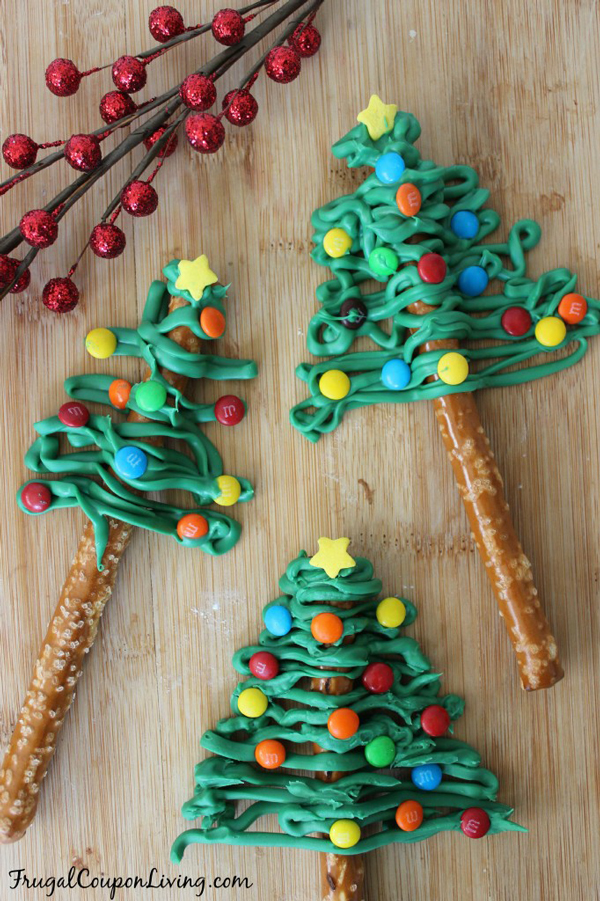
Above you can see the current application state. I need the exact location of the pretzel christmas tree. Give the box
[172,539,524,901]
[0,255,257,843]
[291,98,600,690]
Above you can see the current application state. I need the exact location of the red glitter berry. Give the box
[289,22,321,57]
[264,46,301,84]
[9,259,31,293]
[121,181,159,217]
[222,89,258,127]
[99,91,138,124]
[180,74,217,111]
[19,210,58,248]
[45,58,82,97]
[143,126,179,157]
[2,133,39,169]
[112,56,147,93]
[64,134,102,172]
[185,114,225,154]
[211,8,245,45]
[0,255,30,293]
[148,5,185,43]
[42,277,80,313]
[89,224,127,259]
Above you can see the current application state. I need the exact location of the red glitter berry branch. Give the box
[0,0,325,312]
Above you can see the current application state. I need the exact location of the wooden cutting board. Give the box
[1,1,599,898]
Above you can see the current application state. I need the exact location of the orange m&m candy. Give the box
[177,513,209,540]
[396,183,421,217]
[255,739,286,769]
[558,292,588,324]
[108,378,132,410]
[395,799,424,832]
[200,306,226,338]
[327,707,360,740]
[311,612,343,644]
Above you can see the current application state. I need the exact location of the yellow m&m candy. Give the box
[214,475,241,507]
[237,687,268,718]
[323,228,352,258]
[376,597,406,629]
[319,369,351,400]
[329,819,361,849]
[437,352,469,386]
[535,316,567,348]
[85,327,117,359]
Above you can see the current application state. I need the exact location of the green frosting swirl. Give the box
[18,260,258,568]
[172,550,524,861]
[290,110,600,441]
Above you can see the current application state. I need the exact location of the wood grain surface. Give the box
[1,1,599,899]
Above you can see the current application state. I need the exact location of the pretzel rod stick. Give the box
[310,600,366,901]
[0,296,199,844]
[409,297,563,690]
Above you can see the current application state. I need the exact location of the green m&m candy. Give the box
[364,735,395,768]
[135,380,168,413]
[368,246,399,280]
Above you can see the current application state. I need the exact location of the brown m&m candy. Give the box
[340,298,367,330]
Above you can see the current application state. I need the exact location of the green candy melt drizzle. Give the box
[290,109,600,442]
[171,549,524,862]
[18,260,258,568]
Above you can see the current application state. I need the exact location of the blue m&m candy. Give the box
[264,605,292,636]
[458,265,489,297]
[411,764,442,791]
[114,445,148,480]
[375,152,405,185]
[450,210,479,239]
[382,359,411,390]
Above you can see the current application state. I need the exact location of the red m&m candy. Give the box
[249,651,279,680]
[417,253,446,284]
[362,662,394,694]
[501,306,532,337]
[460,807,491,838]
[21,482,52,512]
[420,704,450,736]
[215,395,245,426]
[58,401,90,428]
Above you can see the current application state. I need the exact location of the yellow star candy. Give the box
[309,537,356,579]
[357,95,398,141]
[175,255,218,302]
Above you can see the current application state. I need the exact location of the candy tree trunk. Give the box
[409,298,563,691]
[311,600,366,901]
[0,296,198,843]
